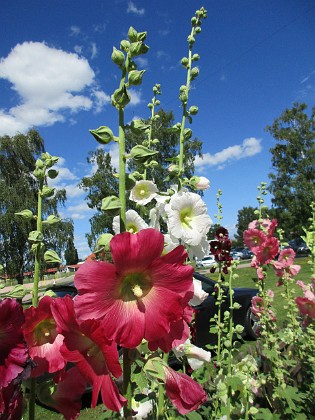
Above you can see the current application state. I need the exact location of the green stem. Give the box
[226,269,234,420]
[157,352,168,419]
[122,348,132,418]
[118,108,126,232]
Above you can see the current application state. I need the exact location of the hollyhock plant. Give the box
[22,295,65,377]
[255,237,280,265]
[74,228,194,349]
[129,180,158,205]
[51,296,126,411]
[0,298,28,389]
[113,209,148,234]
[165,191,212,247]
[243,228,267,254]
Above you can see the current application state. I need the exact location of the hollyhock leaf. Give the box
[101,196,121,214]
[15,209,34,221]
[4,285,28,299]
[44,250,61,264]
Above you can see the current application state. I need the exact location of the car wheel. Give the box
[244,306,260,340]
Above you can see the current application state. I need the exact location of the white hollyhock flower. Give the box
[173,339,211,370]
[189,278,209,306]
[130,180,158,205]
[165,191,212,246]
[163,233,179,253]
[112,209,148,234]
[187,236,210,261]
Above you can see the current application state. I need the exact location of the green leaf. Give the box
[130,145,158,163]
[44,250,61,264]
[43,215,61,225]
[47,169,59,179]
[101,196,121,215]
[4,285,28,299]
[28,230,43,244]
[41,186,55,198]
[15,209,34,221]
[90,126,114,145]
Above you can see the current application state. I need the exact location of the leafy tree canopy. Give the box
[266,103,315,240]
[234,206,258,246]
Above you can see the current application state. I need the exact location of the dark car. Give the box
[192,272,259,348]
[47,272,259,350]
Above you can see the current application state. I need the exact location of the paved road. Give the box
[0,275,75,304]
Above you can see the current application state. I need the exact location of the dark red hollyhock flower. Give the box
[0,380,24,420]
[0,298,28,388]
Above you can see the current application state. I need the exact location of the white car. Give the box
[196,255,216,269]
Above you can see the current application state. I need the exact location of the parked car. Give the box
[241,248,254,260]
[196,255,216,269]
[230,251,242,261]
[47,273,259,350]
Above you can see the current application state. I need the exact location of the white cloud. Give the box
[92,89,110,113]
[106,143,119,171]
[74,233,91,259]
[0,41,110,136]
[70,25,81,36]
[127,1,145,16]
[90,42,98,59]
[195,137,262,170]
[129,88,143,105]
[135,57,148,68]
[300,70,315,84]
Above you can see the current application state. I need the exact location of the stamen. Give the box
[132,285,143,298]
[140,189,146,196]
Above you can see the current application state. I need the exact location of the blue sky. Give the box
[1,0,314,258]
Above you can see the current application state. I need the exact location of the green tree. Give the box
[234,206,258,246]
[0,130,74,282]
[266,103,315,239]
[79,148,119,249]
[64,236,79,265]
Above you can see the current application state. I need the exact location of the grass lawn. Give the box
[21,257,313,419]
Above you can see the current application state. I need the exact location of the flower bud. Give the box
[189,106,198,115]
[181,57,189,67]
[190,176,210,191]
[111,47,125,66]
[128,70,145,86]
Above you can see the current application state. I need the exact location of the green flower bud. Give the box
[47,169,59,179]
[43,215,61,225]
[101,196,121,215]
[33,167,45,180]
[90,126,114,145]
[137,31,147,42]
[195,27,202,34]
[189,106,198,115]
[183,128,193,141]
[111,85,130,109]
[130,145,158,163]
[111,47,125,66]
[187,34,195,44]
[190,67,199,80]
[181,57,189,67]
[94,233,113,254]
[41,186,55,198]
[28,230,43,244]
[152,139,160,145]
[127,26,138,42]
[15,209,34,221]
[192,53,200,61]
[130,119,150,134]
[120,40,130,52]
[128,70,145,86]
[129,41,149,58]
[36,159,44,169]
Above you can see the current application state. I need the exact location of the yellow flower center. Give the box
[180,207,193,228]
[34,318,57,345]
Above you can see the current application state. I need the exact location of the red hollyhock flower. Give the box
[51,296,126,412]
[74,228,194,348]
[163,365,207,414]
[0,298,28,388]
[255,237,279,265]
[37,367,87,420]
[23,295,65,377]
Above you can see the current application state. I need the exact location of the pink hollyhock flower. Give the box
[51,296,126,411]
[295,296,315,319]
[278,248,295,266]
[37,367,87,420]
[0,298,28,388]
[261,219,277,237]
[255,237,279,265]
[243,229,267,253]
[23,295,65,377]
[163,365,207,414]
[251,296,264,317]
[74,228,194,348]
[256,267,265,281]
